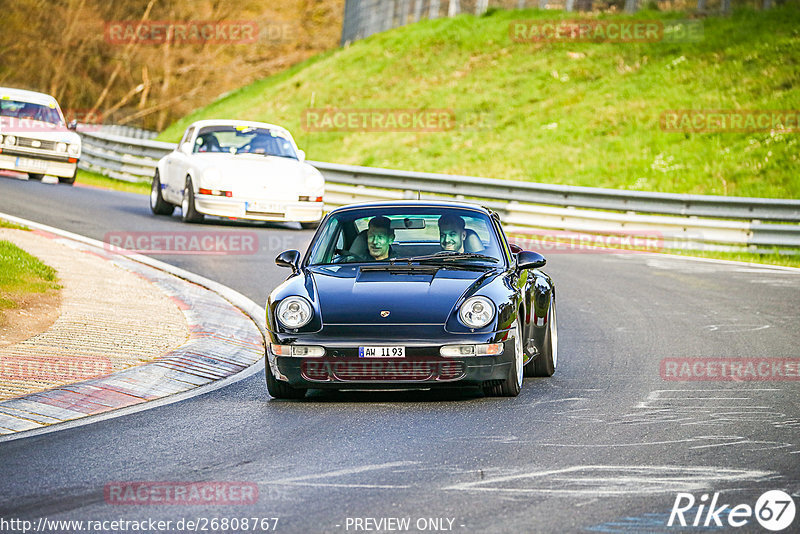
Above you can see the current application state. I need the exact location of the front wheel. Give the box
[28,173,44,181]
[531,293,558,377]
[483,319,523,397]
[181,178,204,223]
[265,360,307,399]
[58,167,76,185]
[150,170,174,215]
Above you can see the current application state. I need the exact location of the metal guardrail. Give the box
[75,128,800,252]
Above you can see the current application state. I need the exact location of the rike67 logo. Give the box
[668,490,795,531]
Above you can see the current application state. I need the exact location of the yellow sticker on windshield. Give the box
[48,102,56,108]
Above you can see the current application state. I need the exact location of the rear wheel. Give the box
[531,293,558,377]
[300,220,320,230]
[265,360,307,399]
[181,178,204,223]
[483,319,523,397]
[150,170,174,215]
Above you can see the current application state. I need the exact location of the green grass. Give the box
[156,5,800,199]
[660,247,800,268]
[77,169,149,195]
[0,220,28,230]
[0,240,60,312]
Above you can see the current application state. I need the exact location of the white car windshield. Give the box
[0,99,63,125]
[193,125,297,159]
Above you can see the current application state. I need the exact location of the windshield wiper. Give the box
[404,251,499,263]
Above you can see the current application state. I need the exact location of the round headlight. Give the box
[276,296,313,329]
[68,143,80,156]
[459,296,495,329]
[5,135,16,146]
[56,142,67,153]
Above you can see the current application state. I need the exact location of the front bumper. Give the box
[0,151,77,178]
[269,338,514,390]
[194,195,323,222]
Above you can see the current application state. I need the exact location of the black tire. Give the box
[58,168,77,185]
[531,293,557,377]
[150,170,175,215]
[265,359,307,399]
[28,173,44,181]
[181,178,204,223]
[300,220,320,230]
[483,319,523,397]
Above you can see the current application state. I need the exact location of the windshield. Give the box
[193,125,297,158]
[0,99,63,125]
[307,207,506,267]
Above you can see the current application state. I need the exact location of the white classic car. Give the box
[0,87,81,184]
[150,120,325,228]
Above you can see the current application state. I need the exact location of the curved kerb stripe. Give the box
[0,214,265,438]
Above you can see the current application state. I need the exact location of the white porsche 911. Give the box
[150,119,325,228]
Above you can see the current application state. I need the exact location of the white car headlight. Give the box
[68,143,80,156]
[56,142,67,153]
[276,296,313,329]
[4,135,15,146]
[459,296,495,329]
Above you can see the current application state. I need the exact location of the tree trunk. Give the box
[624,0,637,14]
[448,0,460,17]
[429,0,441,18]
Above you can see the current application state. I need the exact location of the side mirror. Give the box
[180,143,192,155]
[509,243,522,255]
[517,250,546,270]
[276,250,301,274]
[296,149,306,162]
[67,120,78,131]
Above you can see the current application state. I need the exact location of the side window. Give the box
[180,127,195,151]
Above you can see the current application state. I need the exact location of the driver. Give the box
[438,214,466,252]
[366,216,395,260]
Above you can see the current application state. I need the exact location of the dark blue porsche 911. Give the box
[265,200,557,398]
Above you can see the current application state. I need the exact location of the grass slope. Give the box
[159,5,799,199]
[0,240,60,313]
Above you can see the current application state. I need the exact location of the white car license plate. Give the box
[359,346,405,358]
[15,157,48,172]
[246,201,283,212]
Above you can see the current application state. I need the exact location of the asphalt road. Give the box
[0,176,798,534]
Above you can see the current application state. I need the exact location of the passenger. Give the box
[366,216,395,260]
[438,214,466,252]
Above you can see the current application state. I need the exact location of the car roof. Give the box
[0,87,59,106]
[329,200,493,215]
[188,119,292,136]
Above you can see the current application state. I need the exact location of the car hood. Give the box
[308,265,494,325]
[193,154,318,198]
